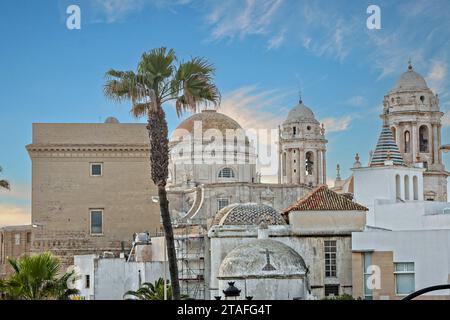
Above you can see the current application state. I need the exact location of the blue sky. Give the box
[0,0,449,226]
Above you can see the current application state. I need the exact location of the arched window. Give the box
[419,125,429,153]
[306,151,314,176]
[396,174,401,200]
[218,167,235,178]
[404,131,411,153]
[293,126,297,135]
[413,176,419,200]
[391,127,397,143]
[404,175,410,200]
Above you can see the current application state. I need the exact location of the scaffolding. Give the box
[173,222,206,300]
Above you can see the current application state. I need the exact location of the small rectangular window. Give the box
[394,262,415,295]
[85,275,90,289]
[324,240,337,278]
[90,210,103,235]
[217,198,230,212]
[14,234,21,245]
[90,163,103,177]
[26,232,31,243]
[324,284,339,297]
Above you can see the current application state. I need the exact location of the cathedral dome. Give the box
[212,203,287,226]
[171,109,243,141]
[284,101,318,124]
[218,239,307,279]
[391,63,429,92]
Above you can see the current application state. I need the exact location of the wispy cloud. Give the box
[427,60,448,94]
[0,204,31,228]
[219,85,289,130]
[205,0,283,41]
[443,112,450,127]
[321,115,353,133]
[345,95,367,107]
[91,0,146,23]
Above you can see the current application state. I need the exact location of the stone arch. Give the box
[391,127,397,143]
[218,167,235,179]
[404,130,411,153]
[419,125,429,153]
[396,174,401,200]
[305,151,314,176]
[413,176,419,200]
[404,175,410,200]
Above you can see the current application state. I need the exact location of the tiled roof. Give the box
[212,203,287,226]
[282,186,368,214]
[370,125,404,167]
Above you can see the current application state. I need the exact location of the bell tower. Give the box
[382,61,448,201]
[278,100,327,187]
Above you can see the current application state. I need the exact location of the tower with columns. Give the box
[382,61,448,201]
[278,100,327,187]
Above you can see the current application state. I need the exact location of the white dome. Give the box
[218,239,307,279]
[391,64,429,92]
[284,101,318,124]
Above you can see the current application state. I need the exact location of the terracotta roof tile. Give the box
[282,186,368,214]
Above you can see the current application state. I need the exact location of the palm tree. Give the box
[0,166,10,190]
[124,278,189,300]
[0,252,79,300]
[104,47,220,299]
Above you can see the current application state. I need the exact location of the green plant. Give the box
[124,278,190,300]
[0,252,79,300]
[104,47,220,299]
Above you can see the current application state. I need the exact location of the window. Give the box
[324,285,339,297]
[413,176,419,200]
[404,175,410,200]
[90,210,103,235]
[293,126,297,135]
[217,198,230,211]
[363,252,373,300]
[391,127,397,142]
[218,167,235,179]
[324,240,337,277]
[85,275,90,289]
[395,262,415,295]
[404,131,411,153]
[306,152,314,176]
[395,174,401,200]
[90,163,103,176]
[26,232,31,243]
[419,125,429,153]
[14,234,21,245]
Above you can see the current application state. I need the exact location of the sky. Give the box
[0,0,449,226]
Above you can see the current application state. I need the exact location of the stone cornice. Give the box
[26,143,150,157]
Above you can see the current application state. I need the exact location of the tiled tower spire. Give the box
[370,125,405,166]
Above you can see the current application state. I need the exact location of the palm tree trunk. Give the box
[147,107,180,300]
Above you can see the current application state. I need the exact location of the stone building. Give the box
[208,187,367,300]
[166,109,313,224]
[333,62,448,201]
[26,120,161,266]
[0,225,32,278]
[279,100,327,187]
[380,62,447,201]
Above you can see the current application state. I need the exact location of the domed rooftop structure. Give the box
[104,116,120,124]
[218,239,307,279]
[284,100,318,124]
[171,109,243,140]
[390,62,429,92]
[212,203,287,226]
